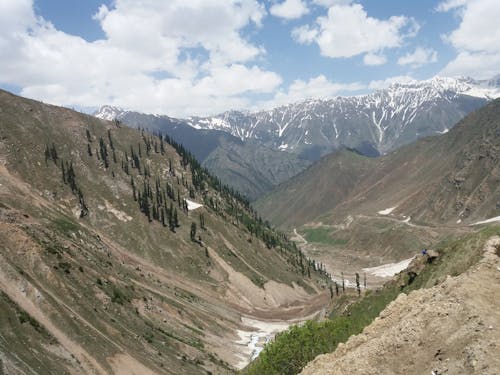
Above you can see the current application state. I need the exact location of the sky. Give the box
[0,0,499,117]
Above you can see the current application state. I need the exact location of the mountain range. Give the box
[95,76,500,200]
[256,96,500,229]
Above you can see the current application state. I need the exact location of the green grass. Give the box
[52,217,80,234]
[302,227,348,246]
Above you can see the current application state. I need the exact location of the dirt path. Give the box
[292,228,308,245]
[301,236,500,375]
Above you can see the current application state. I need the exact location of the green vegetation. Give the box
[110,286,131,305]
[51,217,80,234]
[302,227,348,246]
[243,285,399,375]
[247,319,352,375]
[243,226,499,375]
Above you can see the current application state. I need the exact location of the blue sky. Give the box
[1,0,499,116]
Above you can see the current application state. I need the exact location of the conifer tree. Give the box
[107,129,114,150]
[190,222,197,242]
[50,143,58,163]
[173,208,179,228]
[44,145,50,165]
[61,160,66,183]
[199,213,205,230]
[168,202,175,232]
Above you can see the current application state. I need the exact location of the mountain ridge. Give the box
[184,76,499,156]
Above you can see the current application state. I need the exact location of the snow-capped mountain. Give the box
[94,105,125,121]
[185,76,500,157]
[93,76,499,200]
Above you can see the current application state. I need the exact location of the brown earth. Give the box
[301,236,500,375]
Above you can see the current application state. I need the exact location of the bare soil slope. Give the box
[301,236,500,375]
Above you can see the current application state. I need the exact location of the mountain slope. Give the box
[256,98,500,228]
[255,149,374,228]
[94,109,310,200]
[0,89,330,374]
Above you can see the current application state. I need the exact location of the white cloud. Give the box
[397,47,438,67]
[441,51,500,79]
[292,3,419,60]
[0,0,284,117]
[439,0,500,79]
[262,74,364,108]
[363,53,387,66]
[270,0,309,20]
[435,0,468,12]
[312,0,354,7]
[368,75,416,90]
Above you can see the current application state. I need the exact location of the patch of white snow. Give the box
[470,216,500,225]
[378,206,397,215]
[278,144,289,150]
[185,199,203,211]
[362,256,415,278]
[234,318,291,369]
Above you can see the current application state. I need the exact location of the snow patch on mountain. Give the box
[378,207,397,215]
[95,105,125,121]
[93,75,500,159]
[182,76,499,155]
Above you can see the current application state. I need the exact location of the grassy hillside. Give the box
[255,149,374,227]
[0,89,331,374]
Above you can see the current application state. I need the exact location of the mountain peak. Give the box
[93,105,125,121]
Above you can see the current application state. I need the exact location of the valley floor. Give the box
[291,212,474,289]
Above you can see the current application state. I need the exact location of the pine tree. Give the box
[355,273,360,296]
[61,160,66,183]
[190,222,196,242]
[199,213,205,230]
[168,202,174,232]
[131,177,136,201]
[107,129,114,150]
[99,137,109,168]
[50,143,58,163]
[44,145,50,165]
[173,208,179,227]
